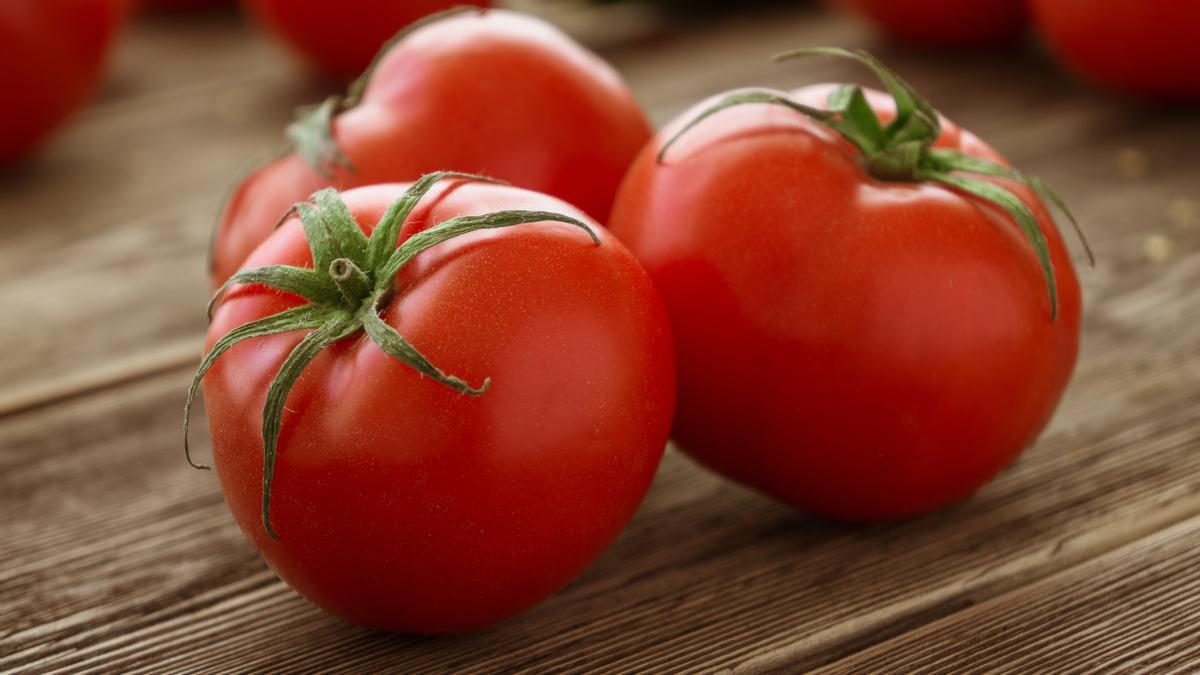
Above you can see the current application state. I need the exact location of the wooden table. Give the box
[4,3,1199,671]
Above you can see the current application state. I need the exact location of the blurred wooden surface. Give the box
[3,2,1200,672]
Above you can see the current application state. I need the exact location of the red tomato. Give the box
[195,178,675,633]
[0,0,127,164]
[1030,0,1200,100]
[832,0,1028,47]
[212,9,651,286]
[610,61,1082,521]
[244,0,492,79]
[143,0,231,10]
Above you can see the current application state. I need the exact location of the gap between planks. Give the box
[0,340,198,419]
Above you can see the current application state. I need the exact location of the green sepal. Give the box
[259,311,360,539]
[207,265,340,320]
[360,299,489,396]
[379,210,601,283]
[184,305,337,470]
[366,171,508,272]
[295,202,338,278]
[777,47,940,146]
[924,172,1059,319]
[657,89,833,163]
[285,97,354,179]
[826,84,886,153]
[927,149,1095,266]
[312,188,370,267]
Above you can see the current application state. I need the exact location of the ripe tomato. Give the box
[243,0,491,79]
[212,8,651,286]
[190,176,675,633]
[0,0,127,164]
[832,0,1027,47]
[609,51,1083,521]
[1030,0,1200,100]
[143,0,231,10]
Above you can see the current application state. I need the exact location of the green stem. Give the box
[329,258,370,306]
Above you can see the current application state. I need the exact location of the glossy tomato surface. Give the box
[204,181,675,633]
[1030,0,1200,100]
[610,86,1081,521]
[212,9,651,285]
[0,0,127,164]
[833,0,1027,47]
[244,0,491,79]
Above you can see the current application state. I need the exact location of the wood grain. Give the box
[820,515,1200,673]
[3,1,1200,671]
[0,11,321,416]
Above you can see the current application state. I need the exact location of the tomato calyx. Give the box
[185,171,600,539]
[658,47,1093,320]
[284,6,488,178]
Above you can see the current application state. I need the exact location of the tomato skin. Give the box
[609,86,1081,521]
[212,9,651,286]
[143,0,230,10]
[243,0,491,79]
[832,0,1027,47]
[0,0,126,164]
[1030,0,1200,100]
[204,181,675,633]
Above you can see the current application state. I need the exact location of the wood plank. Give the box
[819,515,1200,673]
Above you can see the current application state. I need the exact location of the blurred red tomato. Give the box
[211,9,651,285]
[0,0,127,164]
[243,0,492,80]
[833,0,1027,47]
[1030,0,1200,100]
[143,0,231,10]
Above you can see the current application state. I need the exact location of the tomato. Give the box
[832,0,1027,47]
[1030,0,1200,100]
[188,176,675,633]
[143,0,231,10]
[0,0,127,164]
[212,8,651,286]
[243,0,492,79]
[609,50,1083,521]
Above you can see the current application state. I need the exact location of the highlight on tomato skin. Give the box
[829,0,1029,48]
[242,0,493,80]
[210,7,652,288]
[609,50,1083,523]
[1029,0,1200,101]
[194,177,676,634]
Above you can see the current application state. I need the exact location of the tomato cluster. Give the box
[189,8,1091,634]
